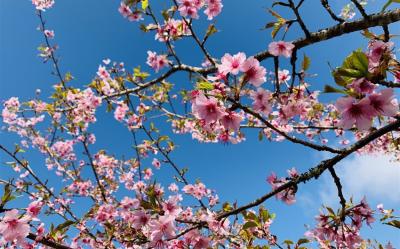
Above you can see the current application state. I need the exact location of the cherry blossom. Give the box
[241,57,267,87]
[217,52,246,75]
[368,89,399,117]
[0,209,30,243]
[335,96,374,130]
[268,41,295,58]
[192,93,225,125]
[146,51,171,72]
[32,0,54,10]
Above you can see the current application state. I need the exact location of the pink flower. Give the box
[241,57,267,87]
[204,0,223,20]
[143,168,153,180]
[168,183,179,192]
[278,69,291,84]
[0,209,30,243]
[148,215,176,240]
[217,52,246,75]
[367,40,394,72]
[32,0,54,10]
[51,140,75,160]
[146,51,171,73]
[368,89,399,117]
[151,158,161,169]
[348,78,376,94]
[27,201,43,218]
[97,65,110,80]
[44,30,55,39]
[177,0,202,19]
[128,12,143,22]
[114,103,129,121]
[336,96,374,130]
[268,41,295,58]
[131,210,150,229]
[192,94,225,125]
[118,2,132,18]
[250,88,272,115]
[220,111,242,131]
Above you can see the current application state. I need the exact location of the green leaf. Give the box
[196,81,214,91]
[1,184,15,207]
[205,24,218,38]
[301,54,311,71]
[283,240,294,245]
[242,221,258,230]
[324,85,347,94]
[332,50,369,87]
[385,220,400,229]
[296,238,310,245]
[141,0,149,10]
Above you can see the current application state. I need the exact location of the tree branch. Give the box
[320,0,345,23]
[27,233,72,249]
[217,118,400,219]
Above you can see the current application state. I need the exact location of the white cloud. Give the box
[318,154,400,206]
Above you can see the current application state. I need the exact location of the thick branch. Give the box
[254,8,400,62]
[27,233,72,249]
[112,9,400,97]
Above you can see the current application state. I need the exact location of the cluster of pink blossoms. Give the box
[146,51,171,72]
[32,0,54,10]
[191,92,243,134]
[335,40,399,130]
[118,2,143,22]
[155,18,191,42]
[51,140,76,161]
[306,198,375,249]
[336,88,398,130]
[65,88,102,128]
[218,52,267,86]
[177,0,223,20]
[266,168,298,204]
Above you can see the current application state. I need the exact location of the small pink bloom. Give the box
[44,30,55,39]
[118,2,132,18]
[218,52,246,75]
[27,201,43,218]
[0,209,30,243]
[204,0,223,20]
[335,96,374,130]
[97,65,110,80]
[241,57,267,87]
[146,51,171,73]
[278,69,291,84]
[32,0,54,10]
[128,12,143,22]
[268,41,295,58]
[114,103,129,121]
[250,88,272,115]
[152,158,161,169]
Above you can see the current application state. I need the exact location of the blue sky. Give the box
[0,0,399,247]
